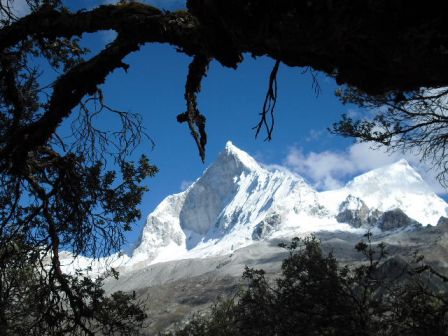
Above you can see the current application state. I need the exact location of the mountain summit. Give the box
[218,140,262,172]
[347,159,431,195]
[129,143,448,268]
[320,159,446,225]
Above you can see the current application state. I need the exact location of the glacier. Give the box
[60,141,448,275]
[126,141,448,269]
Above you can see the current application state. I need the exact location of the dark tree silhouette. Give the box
[1,1,448,161]
[1,0,448,334]
[332,87,448,185]
[169,236,448,336]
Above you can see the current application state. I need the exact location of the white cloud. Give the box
[284,142,446,194]
[305,129,324,142]
[285,147,356,189]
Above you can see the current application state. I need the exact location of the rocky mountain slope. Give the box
[61,142,448,334]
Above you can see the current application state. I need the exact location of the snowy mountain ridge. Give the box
[127,142,448,269]
[61,141,448,274]
[131,141,321,267]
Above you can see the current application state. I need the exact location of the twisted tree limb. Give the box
[1,1,448,163]
[178,54,210,162]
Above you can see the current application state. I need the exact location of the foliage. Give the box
[0,1,157,334]
[0,238,149,335]
[332,87,448,186]
[170,235,448,336]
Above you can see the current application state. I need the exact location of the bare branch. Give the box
[1,34,139,171]
[254,60,280,141]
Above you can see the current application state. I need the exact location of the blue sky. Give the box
[101,44,360,249]
[11,0,447,250]
[82,0,448,249]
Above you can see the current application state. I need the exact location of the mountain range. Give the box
[64,141,448,334]
[61,141,448,275]
[130,141,447,266]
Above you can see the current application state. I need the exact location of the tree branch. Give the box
[1,34,140,171]
[177,54,210,162]
[254,60,281,141]
[0,4,162,50]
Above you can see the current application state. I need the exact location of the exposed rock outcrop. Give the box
[336,195,378,228]
[377,209,422,231]
[252,213,282,240]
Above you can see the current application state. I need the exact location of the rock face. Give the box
[377,209,422,231]
[252,213,282,240]
[179,143,254,235]
[121,142,448,269]
[336,195,379,228]
[335,196,424,231]
[436,216,448,232]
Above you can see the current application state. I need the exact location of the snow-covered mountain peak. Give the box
[129,142,325,266]
[176,143,266,237]
[395,158,411,166]
[217,140,261,173]
[224,140,235,150]
[346,158,429,194]
[127,143,448,269]
[61,143,448,278]
[320,159,447,225]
